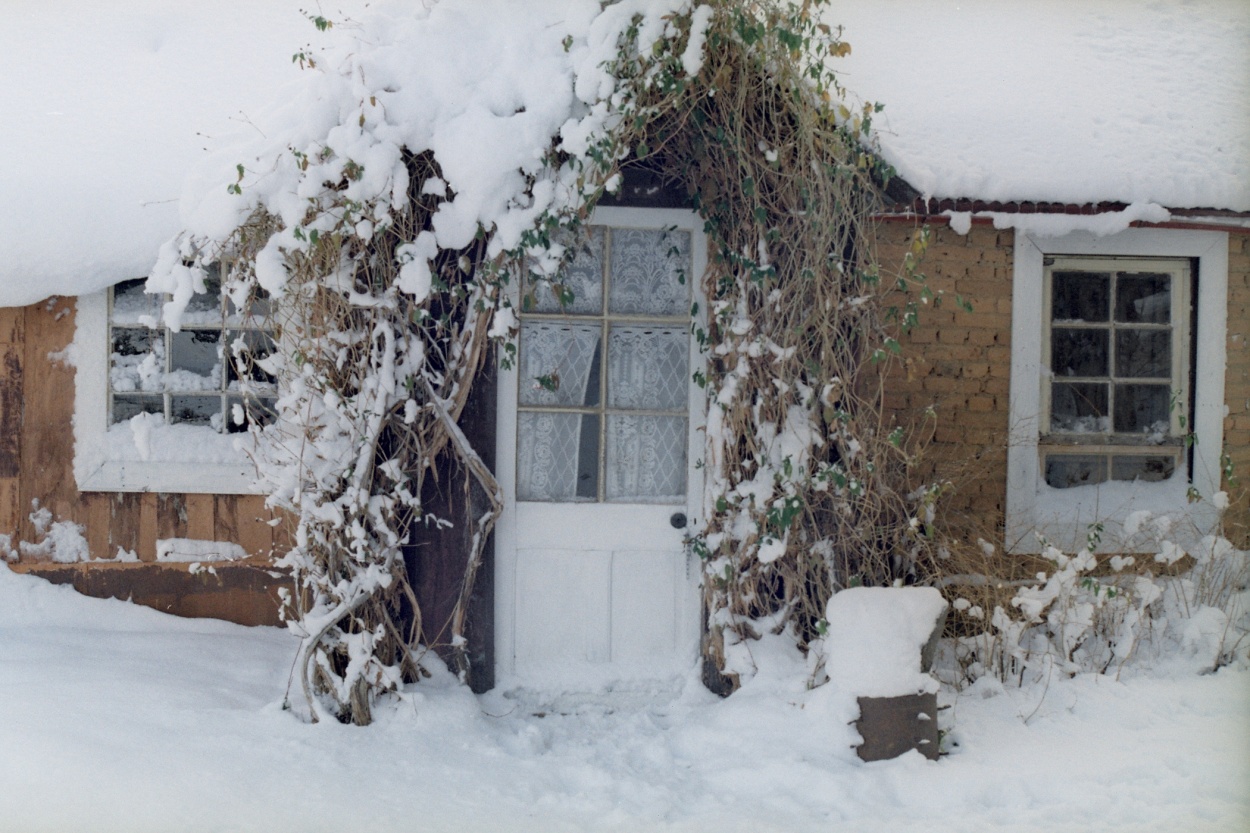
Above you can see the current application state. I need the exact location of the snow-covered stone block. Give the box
[824,586,947,761]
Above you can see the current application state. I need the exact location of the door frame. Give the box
[493,205,708,684]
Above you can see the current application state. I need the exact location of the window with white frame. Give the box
[107,266,276,432]
[1005,228,1228,553]
[73,266,276,494]
[1041,256,1191,488]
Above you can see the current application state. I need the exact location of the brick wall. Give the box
[1223,232,1250,546]
[874,220,1015,545]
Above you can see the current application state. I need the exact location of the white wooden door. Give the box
[495,207,705,689]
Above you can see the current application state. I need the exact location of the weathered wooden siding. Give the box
[5,298,287,625]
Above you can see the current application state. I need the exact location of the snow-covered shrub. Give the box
[944,499,1250,687]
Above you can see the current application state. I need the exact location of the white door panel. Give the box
[496,207,706,689]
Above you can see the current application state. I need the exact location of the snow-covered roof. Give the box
[2,0,1247,307]
[831,0,1250,213]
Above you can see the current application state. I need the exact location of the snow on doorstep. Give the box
[824,586,947,698]
[830,0,1250,211]
[156,538,248,563]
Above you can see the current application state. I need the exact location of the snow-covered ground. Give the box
[2,564,1246,833]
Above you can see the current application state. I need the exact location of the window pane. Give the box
[609,228,691,316]
[226,288,272,326]
[1115,330,1170,378]
[528,227,604,314]
[1051,328,1108,377]
[517,411,595,501]
[517,321,601,407]
[1115,273,1171,324]
[1111,454,1176,483]
[1044,454,1108,489]
[111,327,154,357]
[111,278,163,326]
[225,330,278,388]
[1113,383,1171,435]
[1050,382,1109,433]
[608,324,688,410]
[169,330,222,391]
[171,395,222,427]
[1052,271,1110,323]
[606,415,686,502]
[181,269,224,326]
[110,329,164,393]
[112,394,164,425]
[225,395,277,432]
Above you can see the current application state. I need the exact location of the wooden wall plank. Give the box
[83,493,111,560]
[0,478,19,538]
[109,493,141,559]
[235,495,273,558]
[185,494,215,541]
[138,493,158,561]
[156,493,187,542]
[18,298,78,543]
[0,307,25,345]
[0,344,23,479]
[214,495,240,548]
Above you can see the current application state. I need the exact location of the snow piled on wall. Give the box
[830,0,1250,212]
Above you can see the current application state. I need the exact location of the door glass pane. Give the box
[1052,271,1109,323]
[1115,273,1170,323]
[1044,454,1108,488]
[609,228,691,315]
[1115,330,1170,378]
[518,321,601,407]
[517,411,595,501]
[606,415,686,502]
[608,324,688,410]
[530,227,604,314]
[1113,383,1170,434]
[1050,382,1109,433]
[1051,328,1108,377]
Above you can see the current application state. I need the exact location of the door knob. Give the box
[670,512,687,529]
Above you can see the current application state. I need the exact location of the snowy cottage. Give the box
[2,0,1247,697]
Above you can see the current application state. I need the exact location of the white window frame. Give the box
[1006,228,1228,552]
[73,288,264,494]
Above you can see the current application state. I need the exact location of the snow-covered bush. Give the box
[945,499,1250,687]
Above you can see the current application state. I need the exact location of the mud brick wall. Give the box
[874,221,1015,544]
[1223,232,1250,546]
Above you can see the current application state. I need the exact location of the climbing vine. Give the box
[151,0,938,723]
